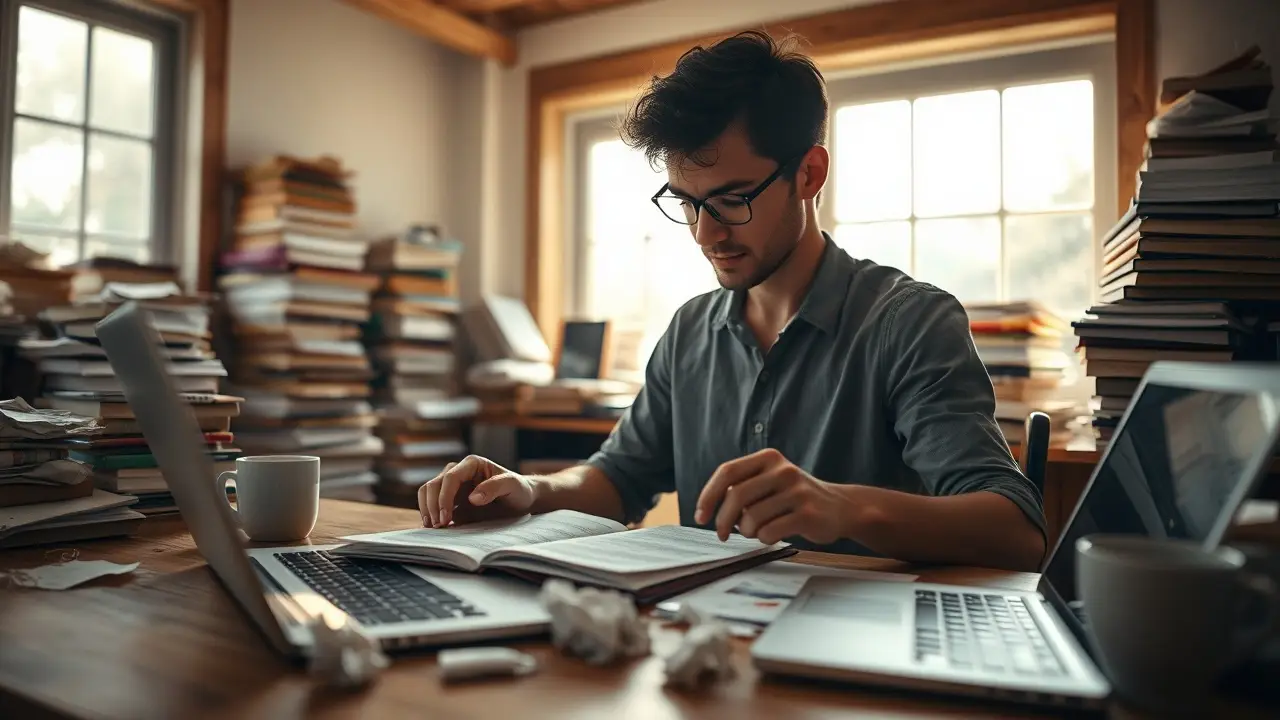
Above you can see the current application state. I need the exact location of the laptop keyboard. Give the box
[276,550,487,626]
[914,589,1064,676]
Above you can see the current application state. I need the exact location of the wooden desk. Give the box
[473,413,1103,463]
[0,501,1263,720]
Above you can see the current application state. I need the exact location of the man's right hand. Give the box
[418,455,537,528]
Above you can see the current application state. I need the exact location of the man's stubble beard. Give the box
[715,197,805,292]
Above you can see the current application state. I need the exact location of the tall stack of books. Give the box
[0,398,145,548]
[362,229,476,507]
[219,155,382,502]
[1075,46,1279,446]
[964,302,1078,445]
[17,282,239,515]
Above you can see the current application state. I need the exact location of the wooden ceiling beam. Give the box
[434,0,529,12]
[341,0,517,65]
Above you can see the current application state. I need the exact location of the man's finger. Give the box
[437,456,484,526]
[420,479,441,528]
[468,474,516,506]
[755,513,804,546]
[737,486,798,538]
[713,470,786,540]
[696,448,782,524]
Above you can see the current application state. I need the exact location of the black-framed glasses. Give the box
[650,152,804,226]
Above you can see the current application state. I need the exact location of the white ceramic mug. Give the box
[1076,535,1278,715]
[218,455,320,542]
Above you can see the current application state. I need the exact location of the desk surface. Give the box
[475,413,1105,464]
[0,500,1264,720]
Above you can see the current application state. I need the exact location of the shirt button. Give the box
[753,422,765,434]
[759,370,770,383]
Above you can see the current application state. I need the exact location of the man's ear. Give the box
[795,145,829,202]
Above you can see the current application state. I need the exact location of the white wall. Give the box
[479,0,1280,302]
[1156,0,1280,117]
[226,0,484,298]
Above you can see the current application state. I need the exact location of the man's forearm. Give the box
[528,465,627,522]
[835,484,1045,571]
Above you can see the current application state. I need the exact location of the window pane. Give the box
[86,134,152,240]
[11,119,84,232]
[8,231,79,267]
[85,236,150,264]
[15,6,88,123]
[834,100,911,222]
[915,216,1001,303]
[834,221,911,271]
[90,27,156,137]
[913,89,1000,217]
[1003,80,1094,212]
[1006,212,1093,316]
[585,139,714,369]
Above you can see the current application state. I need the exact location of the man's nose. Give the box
[693,207,729,247]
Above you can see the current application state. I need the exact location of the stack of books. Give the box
[964,302,1078,444]
[362,229,475,507]
[0,397,144,549]
[219,155,382,502]
[1076,46,1279,445]
[18,282,239,515]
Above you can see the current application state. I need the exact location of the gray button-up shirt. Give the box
[585,233,1045,555]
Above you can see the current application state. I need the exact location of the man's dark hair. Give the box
[619,30,828,171]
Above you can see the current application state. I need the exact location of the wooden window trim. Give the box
[524,0,1155,337]
[145,0,228,293]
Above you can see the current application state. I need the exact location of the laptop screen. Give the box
[1040,380,1278,612]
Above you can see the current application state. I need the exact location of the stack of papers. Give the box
[0,399,143,547]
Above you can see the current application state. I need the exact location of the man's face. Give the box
[665,124,804,291]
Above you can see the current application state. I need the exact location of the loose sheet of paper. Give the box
[656,561,918,627]
[7,560,139,590]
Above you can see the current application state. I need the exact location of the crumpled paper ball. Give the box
[539,579,651,665]
[663,607,736,690]
[307,614,390,689]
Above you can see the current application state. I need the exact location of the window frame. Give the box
[0,0,181,265]
[822,41,1117,312]
[567,113,622,321]
[567,41,1116,323]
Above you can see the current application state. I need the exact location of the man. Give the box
[419,30,1046,571]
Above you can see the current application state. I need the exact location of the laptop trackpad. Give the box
[789,582,911,663]
[801,591,903,624]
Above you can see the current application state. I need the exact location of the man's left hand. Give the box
[695,448,849,546]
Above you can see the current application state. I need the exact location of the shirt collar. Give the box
[712,231,850,335]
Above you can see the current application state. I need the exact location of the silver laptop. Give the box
[752,361,1280,710]
[96,302,550,657]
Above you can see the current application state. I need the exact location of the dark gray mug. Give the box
[1076,535,1278,715]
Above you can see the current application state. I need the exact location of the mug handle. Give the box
[1230,572,1279,666]
[217,470,240,526]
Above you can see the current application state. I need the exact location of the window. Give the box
[569,42,1115,373]
[826,42,1116,319]
[0,0,179,266]
[570,117,718,376]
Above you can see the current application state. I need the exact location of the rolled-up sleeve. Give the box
[584,326,676,524]
[878,284,1047,540]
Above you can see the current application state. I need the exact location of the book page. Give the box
[339,510,626,565]
[494,524,780,574]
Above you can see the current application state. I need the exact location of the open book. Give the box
[332,510,796,603]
